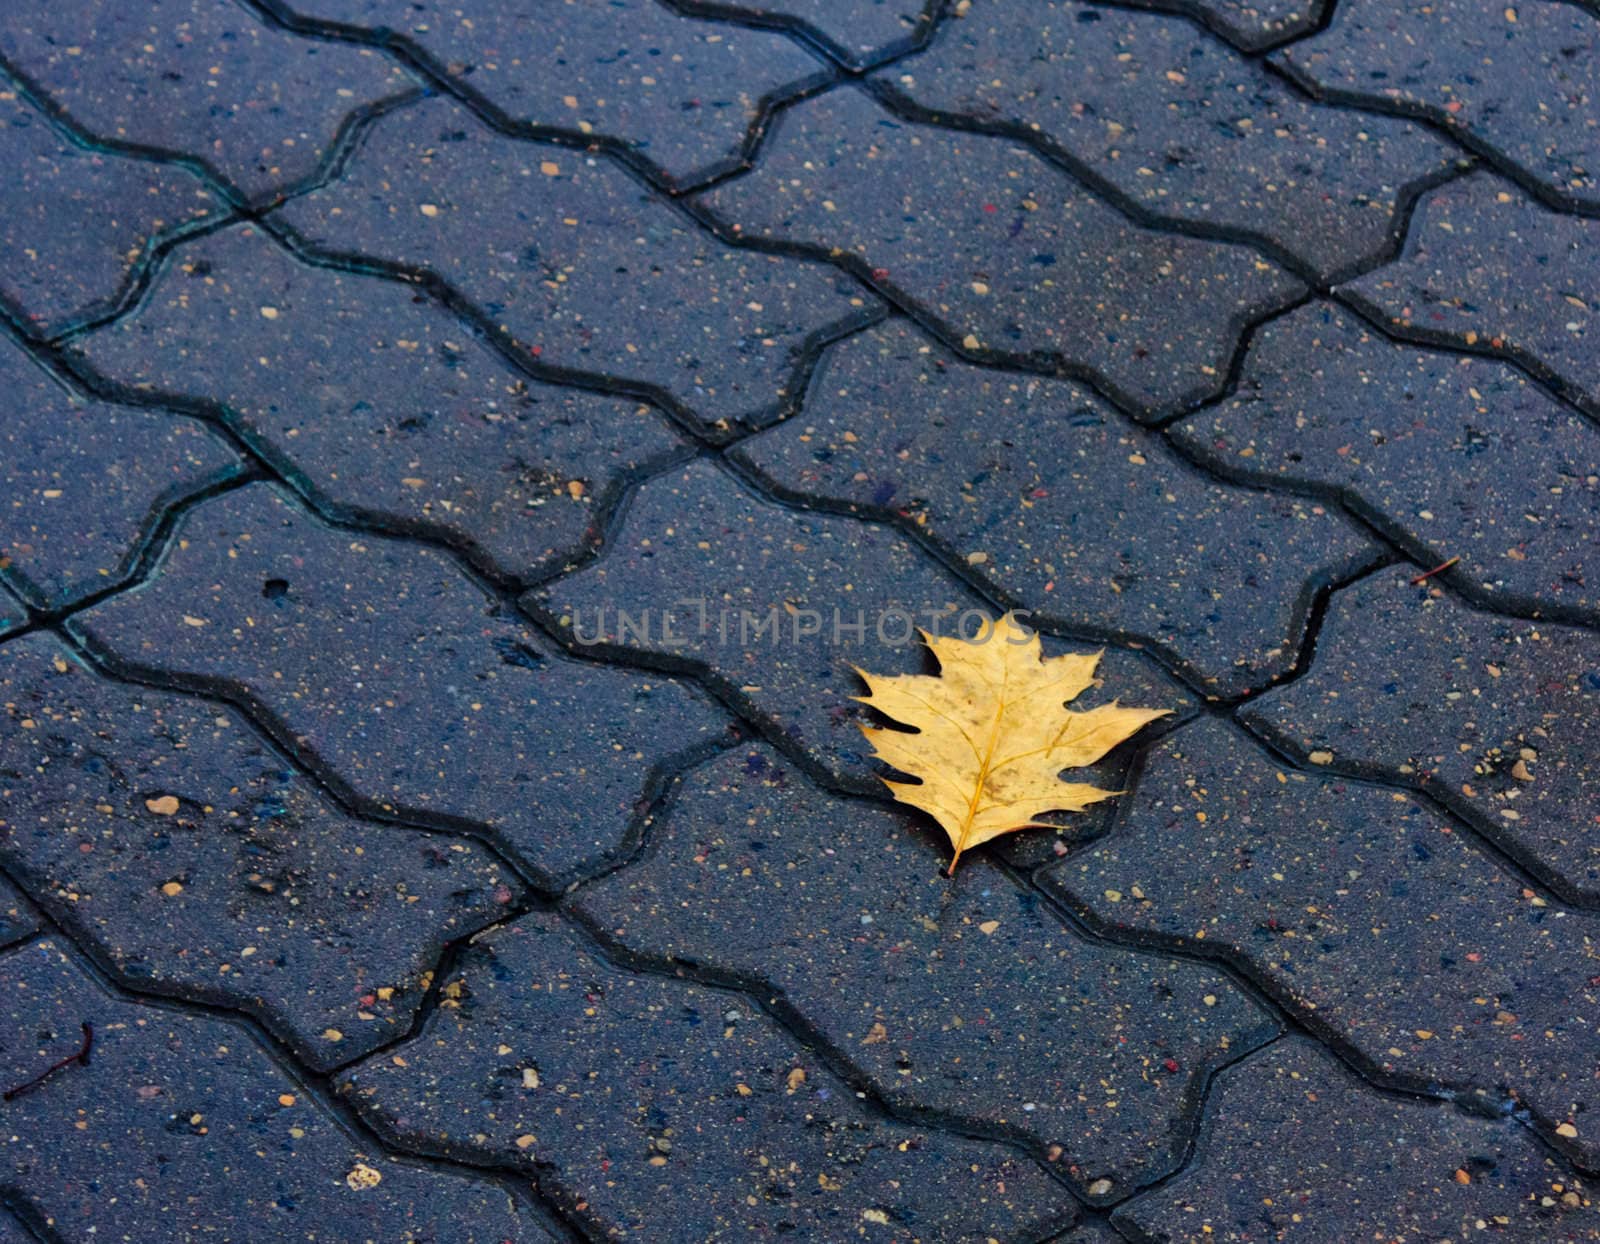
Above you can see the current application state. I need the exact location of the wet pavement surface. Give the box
[1,2,1598,1242]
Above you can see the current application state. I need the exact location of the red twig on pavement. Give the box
[1409,556,1460,585]
[4,1022,93,1101]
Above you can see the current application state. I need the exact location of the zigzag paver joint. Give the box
[0,0,419,205]
[878,0,1459,282]
[2,0,1600,1240]
[0,90,225,339]
[275,0,834,188]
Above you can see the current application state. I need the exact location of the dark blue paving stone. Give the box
[0,337,239,612]
[0,872,42,950]
[0,92,222,337]
[1342,173,1600,417]
[571,744,1276,1197]
[1051,1225,1124,1244]
[339,911,1078,1239]
[1115,1036,1597,1243]
[677,0,934,70]
[1242,567,1600,904]
[703,88,1304,419]
[0,582,26,639]
[74,223,685,584]
[737,320,1377,697]
[889,1,1456,281]
[1176,300,1600,625]
[0,939,546,1242]
[0,0,416,205]
[0,1210,34,1244]
[71,483,728,888]
[1047,715,1600,1167]
[530,459,1192,801]
[1118,0,1324,53]
[0,631,521,1071]
[282,0,825,187]
[276,94,872,435]
[1277,0,1600,209]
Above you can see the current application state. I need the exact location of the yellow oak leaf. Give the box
[854,612,1169,872]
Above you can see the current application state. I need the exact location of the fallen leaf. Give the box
[855,612,1168,871]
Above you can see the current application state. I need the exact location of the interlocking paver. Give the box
[1242,567,1600,903]
[700,87,1305,418]
[737,320,1378,696]
[1174,299,1600,624]
[1,336,240,611]
[676,0,935,70]
[0,0,417,205]
[0,938,547,1242]
[1124,0,1324,53]
[531,459,1191,792]
[74,223,684,584]
[889,1,1457,281]
[1048,715,1600,1165]
[0,630,521,1070]
[0,92,222,337]
[12,0,1600,1235]
[338,910,1078,1239]
[1116,1036,1597,1243]
[1277,0,1600,210]
[0,582,27,639]
[1342,173,1600,416]
[276,93,872,434]
[282,0,827,187]
[0,872,42,950]
[572,743,1276,1196]
[72,483,729,887]
[1049,1225,1124,1244]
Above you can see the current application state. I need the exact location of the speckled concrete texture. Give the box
[1133,0,1324,53]
[338,910,1077,1241]
[0,333,240,610]
[1244,567,1600,903]
[0,582,26,640]
[0,631,522,1069]
[0,939,548,1242]
[530,457,1192,786]
[1116,1036,1594,1242]
[0,0,418,204]
[571,744,1275,1198]
[0,873,41,951]
[73,223,687,584]
[0,91,222,337]
[276,93,877,434]
[1342,173,1600,418]
[883,0,1457,281]
[672,0,938,70]
[1046,715,1600,1167]
[703,86,1305,418]
[737,319,1378,695]
[72,483,730,887]
[3,0,1600,1239]
[277,0,829,187]
[1175,299,1600,625]
[1278,0,1600,209]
